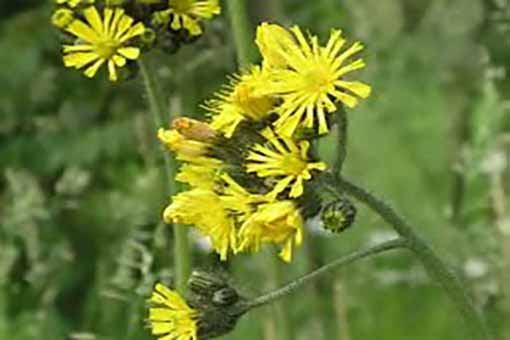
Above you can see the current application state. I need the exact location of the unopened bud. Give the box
[172,117,217,142]
[52,8,74,28]
[321,197,357,233]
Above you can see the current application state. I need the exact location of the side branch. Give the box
[327,175,491,340]
[242,237,407,311]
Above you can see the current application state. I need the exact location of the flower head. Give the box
[239,200,304,262]
[205,66,275,138]
[246,128,327,198]
[61,6,145,81]
[164,188,237,260]
[256,23,371,137]
[153,0,221,36]
[148,283,199,340]
[164,174,262,260]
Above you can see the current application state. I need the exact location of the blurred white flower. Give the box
[464,258,489,279]
[480,150,506,175]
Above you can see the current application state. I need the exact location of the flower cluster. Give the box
[160,23,370,262]
[51,0,220,81]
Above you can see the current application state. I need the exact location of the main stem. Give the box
[226,0,256,68]
[139,59,191,294]
[328,176,490,340]
[244,238,406,310]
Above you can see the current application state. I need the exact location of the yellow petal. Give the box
[63,52,99,68]
[107,59,117,81]
[117,47,140,59]
[83,6,103,35]
[66,20,100,43]
[83,58,105,78]
[335,80,372,99]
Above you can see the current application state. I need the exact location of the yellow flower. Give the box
[246,128,327,198]
[148,283,199,340]
[239,200,304,262]
[61,6,145,81]
[205,66,275,138]
[164,188,237,260]
[154,0,221,36]
[256,23,372,137]
[164,174,262,260]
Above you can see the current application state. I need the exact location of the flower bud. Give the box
[320,197,357,233]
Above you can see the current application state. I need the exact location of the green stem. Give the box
[226,0,256,67]
[328,175,491,340]
[139,58,191,294]
[334,108,348,176]
[244,238,406,310]
[268,256,294,340]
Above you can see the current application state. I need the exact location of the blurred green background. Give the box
[1,0,510,339]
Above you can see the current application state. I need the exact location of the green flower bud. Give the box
[321,197,357,233]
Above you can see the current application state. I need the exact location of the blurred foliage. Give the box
[1,0,509,339]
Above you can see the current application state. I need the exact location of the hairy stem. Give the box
[329,175,491,340]
[226,0,256,68]
[243,238,406,310]
[139,58,191,294]
[334,109,348,176]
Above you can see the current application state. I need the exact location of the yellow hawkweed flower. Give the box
[164,188,236,260]
[154,0,221,36]
[205,66,275,138]
[246,129,327,198]
[256,23,372,137]
[164,174,262,260]
[239,200,304,262]
[148,283,199,340]
[61,6,145,81]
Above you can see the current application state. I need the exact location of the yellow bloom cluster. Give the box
[160,117,306,262]
[159,23,370,263]
[51,0,220,81]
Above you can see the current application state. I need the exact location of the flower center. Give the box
[234,84,274,120]
[95,39,118,59]
[304,63,334,94]
[281,155,307,176]
[169,0,193,13]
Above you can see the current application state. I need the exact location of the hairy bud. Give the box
[321,197,357,233]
